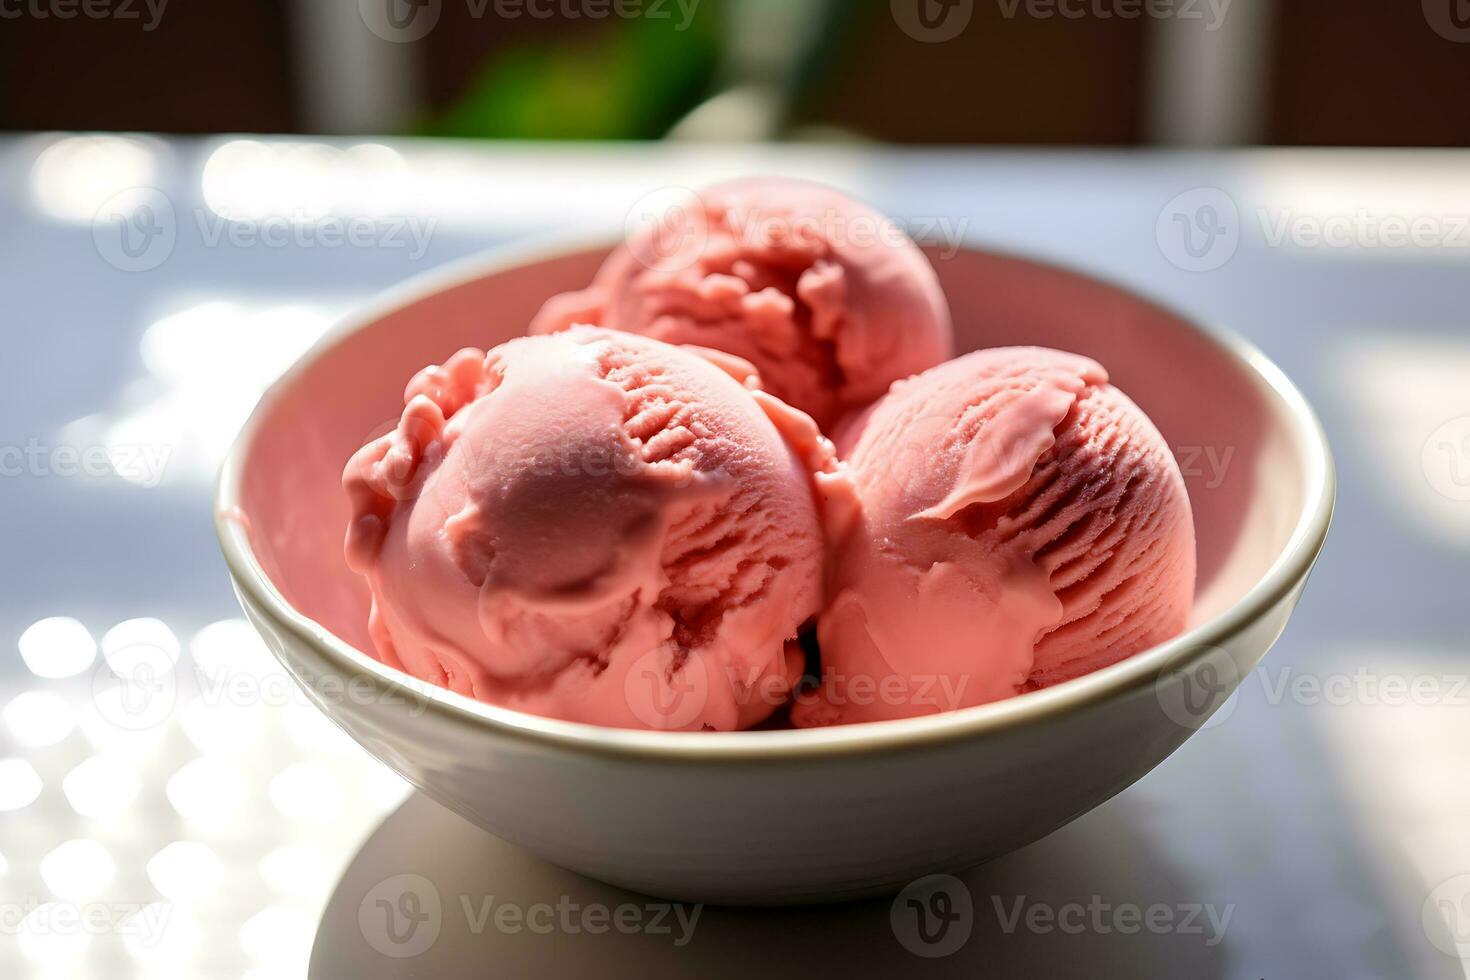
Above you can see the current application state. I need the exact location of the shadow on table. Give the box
[310,792,1236,979]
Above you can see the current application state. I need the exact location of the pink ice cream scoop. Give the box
[794,347,1196,727]
[343,327,832,731]
[530,177,954,429]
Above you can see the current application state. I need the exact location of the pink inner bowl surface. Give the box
[233,243,1307,697]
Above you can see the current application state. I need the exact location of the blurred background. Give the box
[4,0,1469,145]
[2,1,1469,978]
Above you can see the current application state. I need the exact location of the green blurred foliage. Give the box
[422,4,721,140]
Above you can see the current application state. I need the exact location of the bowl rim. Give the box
[215,232,1335,763]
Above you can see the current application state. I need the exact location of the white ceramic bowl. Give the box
[216,239,1333,905]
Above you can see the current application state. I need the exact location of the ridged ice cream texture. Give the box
[343,327,831,731]
[793,347,1196,727]
[530,177,954,429]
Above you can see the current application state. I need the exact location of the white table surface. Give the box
[1,136,1467,979]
